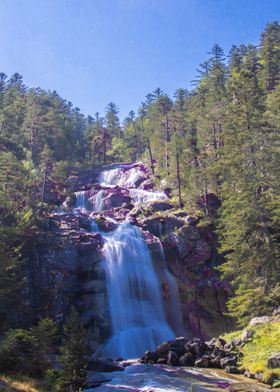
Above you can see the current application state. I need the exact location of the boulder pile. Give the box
[141,336,242,374]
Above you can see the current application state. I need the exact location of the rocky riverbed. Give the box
[85,362,273,392]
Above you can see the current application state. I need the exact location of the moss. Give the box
[223,321,280,385]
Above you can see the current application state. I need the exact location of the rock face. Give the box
[161,221,232,339]
[25,212,111,351]
[25,161,232,353]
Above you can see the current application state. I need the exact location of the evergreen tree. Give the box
[58,307,87,392]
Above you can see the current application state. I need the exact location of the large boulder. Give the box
[220,357,237,368]
[249,316,272,327]
[179,352,195,366]
[267,353,280,369]
[194,356,211,368]
[167,350,179,366]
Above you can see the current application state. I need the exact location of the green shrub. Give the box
[0,318,58,377]
[0,329,42,376]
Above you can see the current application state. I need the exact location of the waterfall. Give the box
[72,163,184,359]
[101,222,175,358]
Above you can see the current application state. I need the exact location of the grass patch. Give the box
[222,330,242,343]
[0,374,43,391]
[223,321,280,384]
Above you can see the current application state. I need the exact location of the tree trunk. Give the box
[147,138,155,175]
[176,152,183,208]
[164,113,170,176]
[40,162,48,211]
[102,129,107,164]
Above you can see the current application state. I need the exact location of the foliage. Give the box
[0,318,57,377]
[56,306,87,392]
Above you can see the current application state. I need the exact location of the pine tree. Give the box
[58,306,87,392]
[260,21,280,91]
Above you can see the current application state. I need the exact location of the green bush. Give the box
[0,318,58,377]
[0,329,42,376]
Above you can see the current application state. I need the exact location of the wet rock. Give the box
[87,358,125,372]
[267,353,280,368]
[167,350,179,366]
[179,352,195,366]
[225,366,240,374]
[157,342,172,355]
[220,357,237,369]
[163,338,188,356]
[194,356,210,368]
[187,340,208,357]
[78,215,92,230]
[103,191,131,210]
[119,359,138,367]
[157,357,167,364]
[94,217,116,232]
[210,356,222,368]
[141,351,158,364]
[139,179,154,190]
[86,371,112,387]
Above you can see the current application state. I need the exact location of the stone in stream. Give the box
[157,357,167,364]
[141,350,158,364]
[179,352,195,366]
[194,355,211,368]
[167,350,179,366]
[87,358,125,372]
[224,366,240,374]
[86,371,112,388]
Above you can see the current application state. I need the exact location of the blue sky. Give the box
[0,0,279,120]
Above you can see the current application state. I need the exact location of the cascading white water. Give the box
[101,222,175,359]
[75,190,88,212]
[99,168,123,187]
[129,188,167,204]
[99,165,144,188]
[93,189,105,211]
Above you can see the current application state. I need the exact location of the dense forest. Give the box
[0,21,279,384]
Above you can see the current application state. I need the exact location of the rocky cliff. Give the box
[25,162,233,354]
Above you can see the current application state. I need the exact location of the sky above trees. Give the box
[0,0,279,119]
